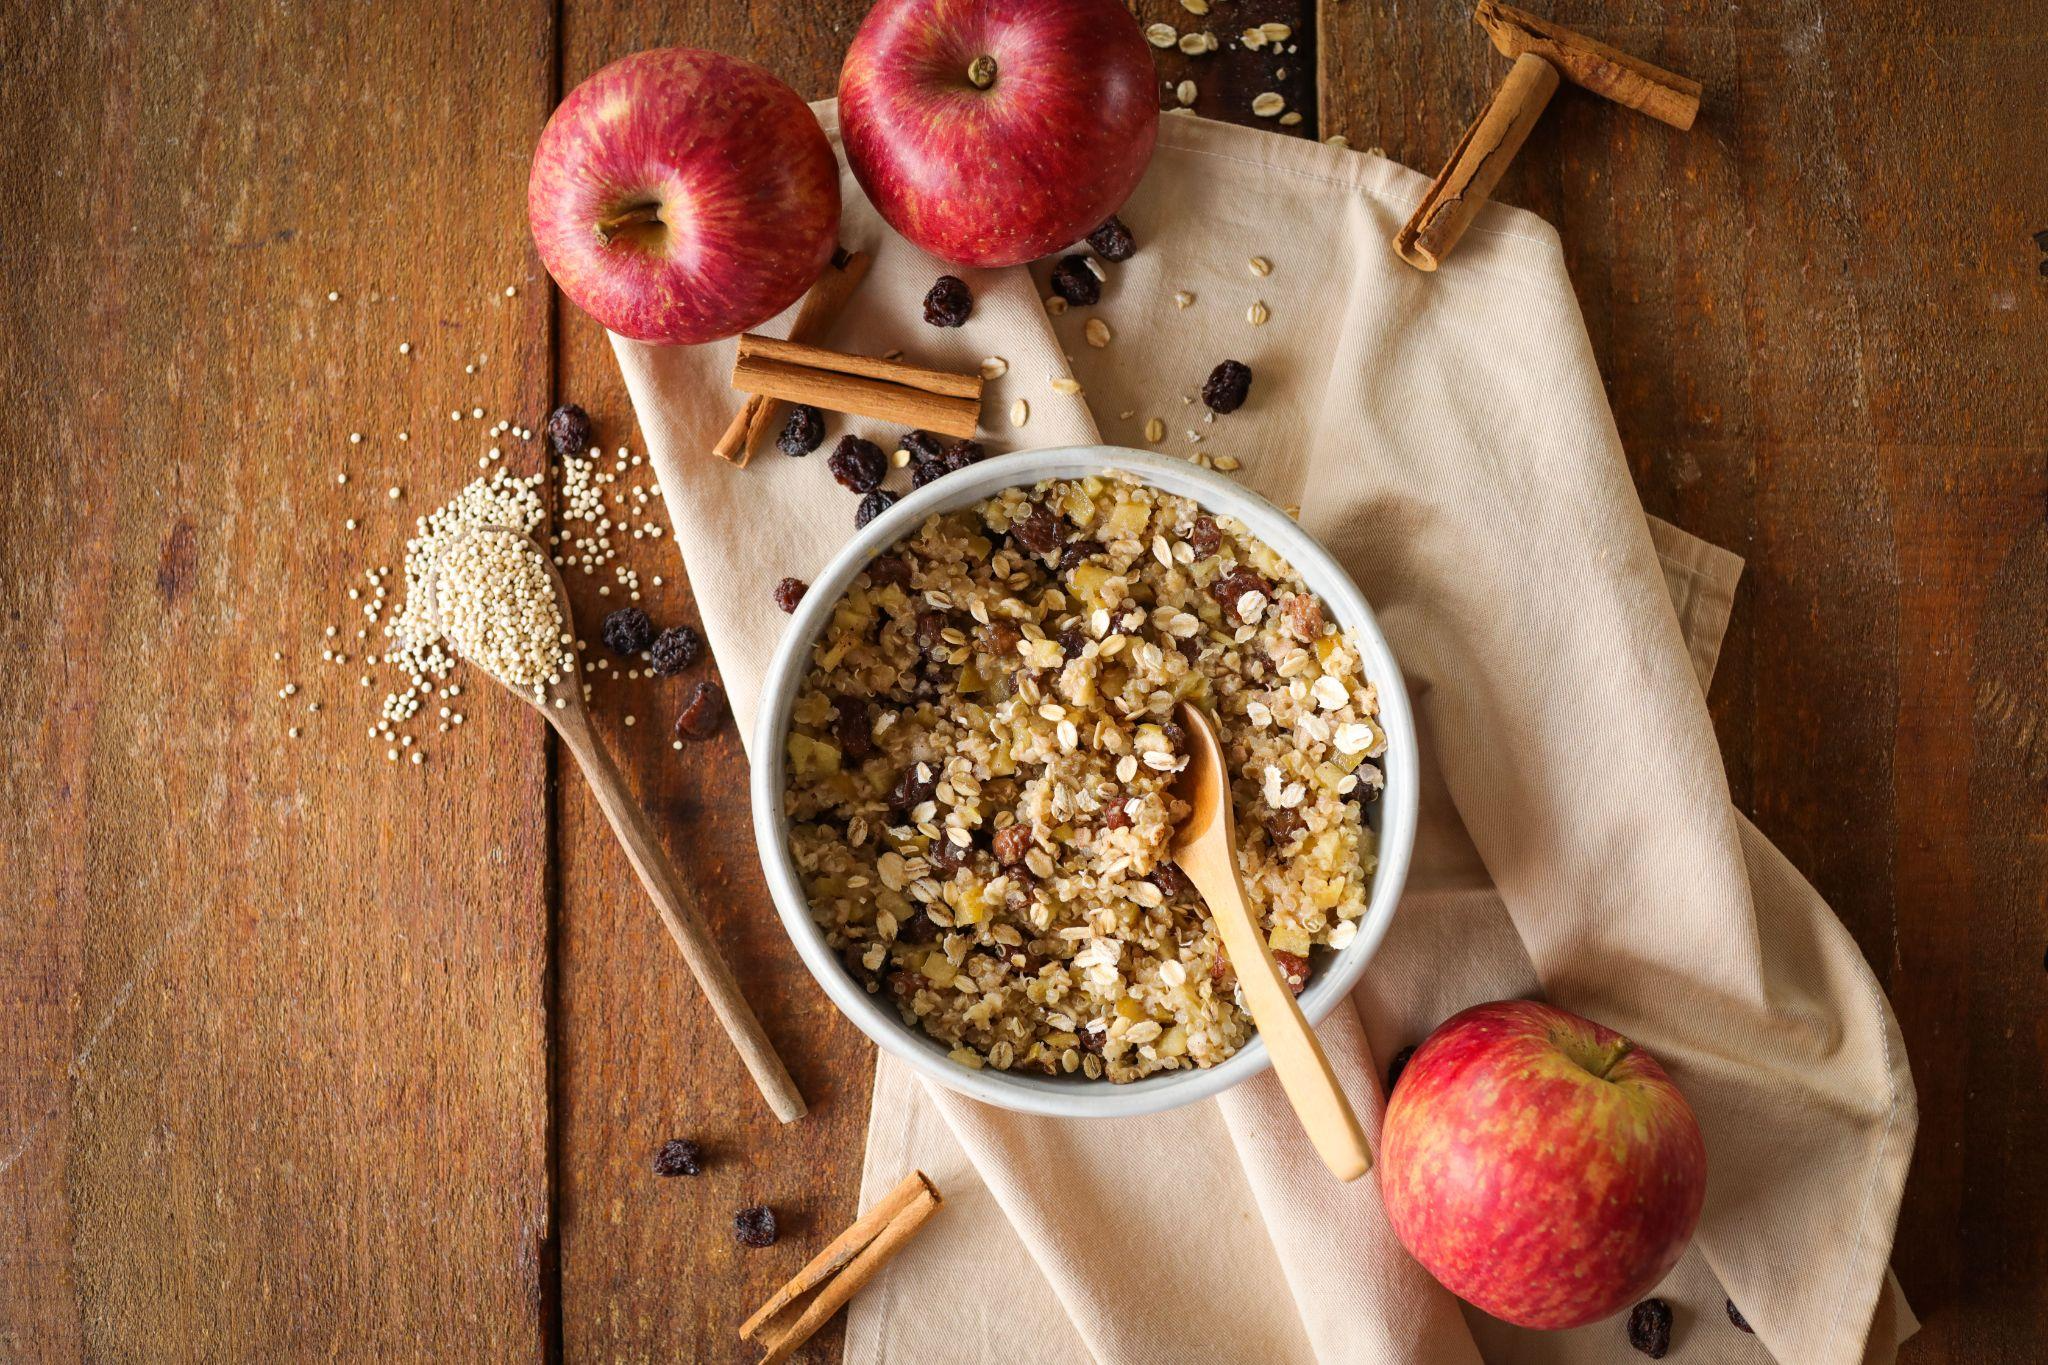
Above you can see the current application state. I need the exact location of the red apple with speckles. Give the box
[528,48,840,345]
[1380,1000,1706,1330]
[838,0,1158,268]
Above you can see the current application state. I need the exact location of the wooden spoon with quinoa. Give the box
[430,526,805,1123]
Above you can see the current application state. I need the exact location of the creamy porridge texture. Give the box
[783,475,1387,1082]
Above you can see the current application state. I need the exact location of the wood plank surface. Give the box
[2,0,2042,1361]
[0,0,561,1357]
[1323,3,2048,1361]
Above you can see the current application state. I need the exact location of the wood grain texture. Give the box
[0,0,559,1358]
[1321,3,2048,1360]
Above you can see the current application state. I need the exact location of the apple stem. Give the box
[967,54,998,89]
[1591,1038,1634,1079]
[595,202,663,245]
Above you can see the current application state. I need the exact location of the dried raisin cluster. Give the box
[1086,214,1137,262]
[922,274,973,327]
[1202,360,1253,414]
[777,403,826,457]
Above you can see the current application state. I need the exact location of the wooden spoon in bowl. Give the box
[433,528,805,1123]
[1169,701,1370,1180]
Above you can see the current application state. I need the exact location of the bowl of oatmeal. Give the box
[752,447,1417,1118]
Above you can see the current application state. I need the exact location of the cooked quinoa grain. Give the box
[783,475,1386,1082]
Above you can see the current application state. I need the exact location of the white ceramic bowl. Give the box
[751,447,1418,1118]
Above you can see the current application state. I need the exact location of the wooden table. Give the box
[4,2,2041,1359]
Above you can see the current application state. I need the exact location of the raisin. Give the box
[1208,566,1273,622]
[772,577,808,613]
[545,403,593,459]
[867,554,912,589]
[1049,254,1101,306]
[942,439,986,473]
[1077,1022,1107,1054]
[896,910,939,944]
[913,610,954,660]
[776,403,826,456]
[1211,953,1235,991]
[832,695,873,759]
[889,762,938,814]
[1160,720,1187,751]
[1626,1299,1672,1358]
[922,274,973,327]
[1058,539,1101,571]
[993,824,1033,868]
[1726,1300,1753,1334]
[1283,592,1325,642]
[928,833,972,874]
[1273,950,1310,995]
[1148,862,1189,898]
[601,607,654,655]
[1058,626,1090,658]
[673,678,727,740]
[651,1138,703,1177]
[855,490,898,528]
[648,625,703,676]
[1011,502,1063,555]
[1386,1045,1416,1094]
[1201,359,1253,414]
[1086,214,1136,262]
[901,430,945,465]
[1266,805,1306,848]
[732,1206,778,1248]
[828,435,887,492]
[1100,801,1134,831]
[978,620,1023,658]
[910,457,948,490]
[1188,516,1222,559]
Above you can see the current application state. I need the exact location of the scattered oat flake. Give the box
[1262,22,1293,41]
[1084,319,1112,348]
[1010,398,1030,427]
[1180,0,1208,11]
[1045,296,1069,315]
[979,356,1009,379]
[1144,417,1167,443]
[1176,80,1197,106]
[1252,92,1285,118]
[1247,300,1271,327]
[1177,31,1210,55]
[1146,21,1177,47]
[1051,377,1082,395]
[1215,454,1242,472]
[1173,290,1195,309]
[1280,111,1303,126]
[1249,256,1272,277]
[1242,28,1267,50]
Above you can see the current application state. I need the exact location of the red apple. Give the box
[838,0,1158,268]
[1379,1000,1706,1330]
[528,48,841,345]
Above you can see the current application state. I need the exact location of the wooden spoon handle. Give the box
[1179,844,1371,1180]
[553,714,806,1123]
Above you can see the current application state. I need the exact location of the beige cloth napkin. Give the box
[611,108,1917,1365]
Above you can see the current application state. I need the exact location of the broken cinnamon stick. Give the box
[1473,1,1700,131]
[730,335,982,440]
[740,1171,943,1364]
[712,249,873,465]
[1394,52,1560,272]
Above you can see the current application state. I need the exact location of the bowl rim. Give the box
[749,446,1418,1118]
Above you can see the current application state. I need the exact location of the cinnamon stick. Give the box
[1473,1,1700,131]
[1392,52,1560,272]
[740,1171,943,1364]
[730,335,983,439]
[712,249,873,465]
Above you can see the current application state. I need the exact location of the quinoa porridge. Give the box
[782,474,1387,1082]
